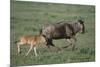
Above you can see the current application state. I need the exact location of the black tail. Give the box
[39,29,42,35]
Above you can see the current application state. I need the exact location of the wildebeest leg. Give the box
[63,36,76,51]
[72,36,77,42]
[71,37,76,51]
[50,40,61,51]
[46,38,51,48]
[45,38,52,52]
[46,38,61,51]
[62,39,72,48]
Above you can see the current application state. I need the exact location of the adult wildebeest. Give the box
[40,19,85,50]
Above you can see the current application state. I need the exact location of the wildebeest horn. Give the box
[78,19,84,24]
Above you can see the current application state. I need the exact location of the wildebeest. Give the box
[15,35,46,56]
[40,19,85,50]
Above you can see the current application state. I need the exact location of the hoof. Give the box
[18,51,21,54]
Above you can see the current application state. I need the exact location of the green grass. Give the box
[10,1,95,66]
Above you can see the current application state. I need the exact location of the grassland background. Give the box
[10,1,95,66]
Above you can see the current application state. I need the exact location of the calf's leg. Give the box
[17,42,24,54]
[25,44,33,56]
[33,47,38,56]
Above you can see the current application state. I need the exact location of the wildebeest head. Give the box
[78,19,85,34]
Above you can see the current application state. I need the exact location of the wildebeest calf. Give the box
[15,35,46,56]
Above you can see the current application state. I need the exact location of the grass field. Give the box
[10,1,95,66]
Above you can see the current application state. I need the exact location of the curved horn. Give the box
[78,19,84,24]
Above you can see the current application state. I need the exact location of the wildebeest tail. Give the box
[39,29,42,34]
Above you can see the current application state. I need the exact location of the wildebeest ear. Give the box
[78,19,84,24]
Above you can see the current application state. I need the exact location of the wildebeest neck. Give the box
[68,23,81,34]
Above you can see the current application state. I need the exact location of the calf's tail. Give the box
[14,40,19,44]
